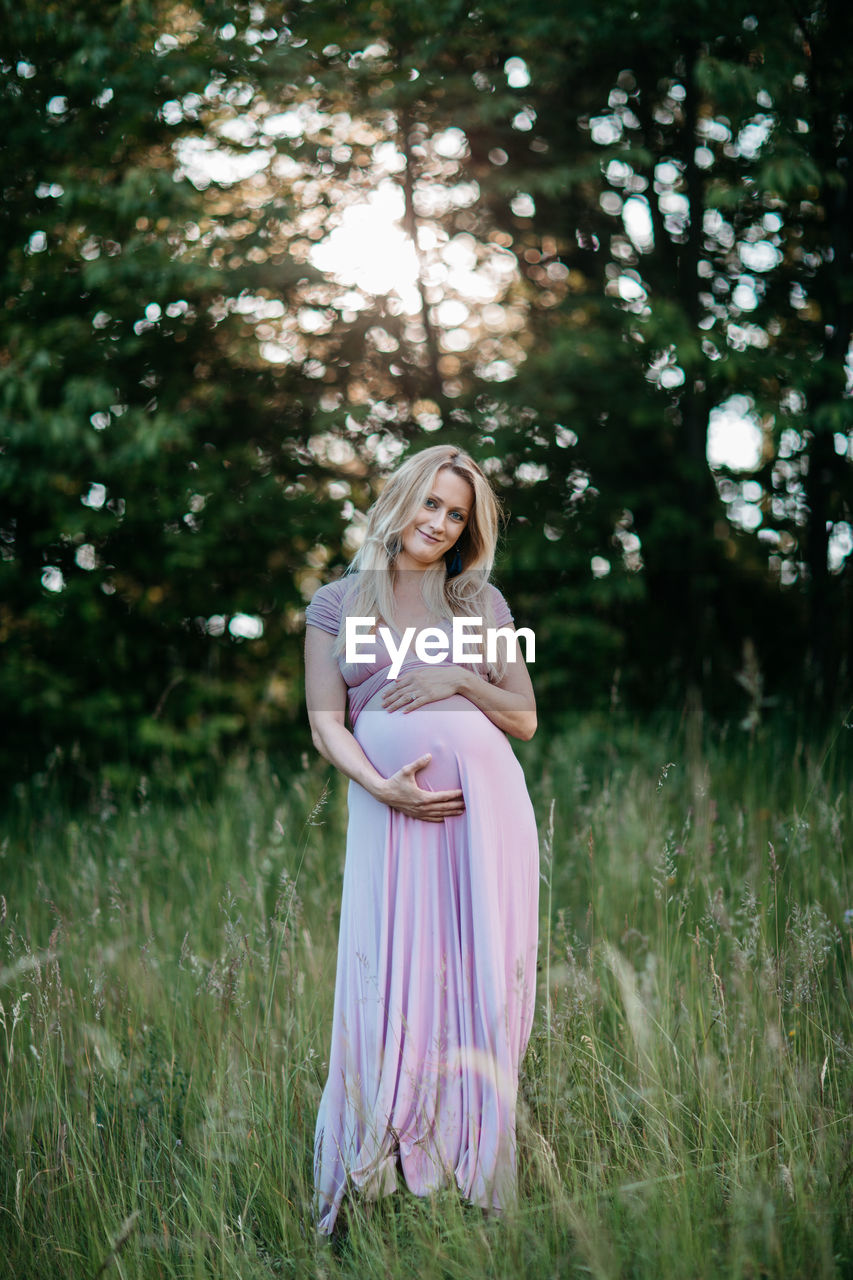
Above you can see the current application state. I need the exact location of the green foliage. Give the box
[2,0,852,790]
[272,0,852,713]
[0,2,345,783]
[456,0,852,708]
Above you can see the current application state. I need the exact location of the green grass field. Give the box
[1,710,851,1279]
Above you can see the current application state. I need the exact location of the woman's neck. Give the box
[388,565,445,633]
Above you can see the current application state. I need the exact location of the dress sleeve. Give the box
[488,582,515,629]
[305,580,347,636]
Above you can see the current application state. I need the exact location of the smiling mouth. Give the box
[417,530,441,544]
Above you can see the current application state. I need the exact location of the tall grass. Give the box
[1,711,851,1278]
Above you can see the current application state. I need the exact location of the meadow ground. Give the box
[1,708,851,1279]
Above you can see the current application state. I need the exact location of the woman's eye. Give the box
[425,498,437,509]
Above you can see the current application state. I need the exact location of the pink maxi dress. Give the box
[306,576,539,1234]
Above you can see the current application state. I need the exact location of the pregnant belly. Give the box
[354,690,509,792]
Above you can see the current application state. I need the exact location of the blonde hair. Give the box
[333,444,506,678]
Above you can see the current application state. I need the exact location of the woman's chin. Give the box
[397,550,445,571]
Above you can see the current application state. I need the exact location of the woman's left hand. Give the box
[382,665,466,713]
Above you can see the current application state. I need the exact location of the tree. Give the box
[0,1,344,783]
[3,0,851,791]
[394,0,853,710]
[269,0,853,715]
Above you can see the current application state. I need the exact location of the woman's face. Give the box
[396,467,473,571]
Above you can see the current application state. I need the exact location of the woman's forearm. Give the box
[310,716,390,801]
[309,712,466,822]
[455,667,537,740]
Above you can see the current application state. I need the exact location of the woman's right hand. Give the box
[377,753,465,821]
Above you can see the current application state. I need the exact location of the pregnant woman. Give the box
[304,444,539,1234]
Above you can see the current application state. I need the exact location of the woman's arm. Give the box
[457,657,537,740]
[380,651,537,740]
[305,625,466,821]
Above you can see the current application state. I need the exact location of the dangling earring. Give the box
[446,544,463,578]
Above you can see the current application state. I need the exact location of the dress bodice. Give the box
[304,575,514,691]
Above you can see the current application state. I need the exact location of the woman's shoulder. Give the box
[304,575,358,635]
[486,581,514,628]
